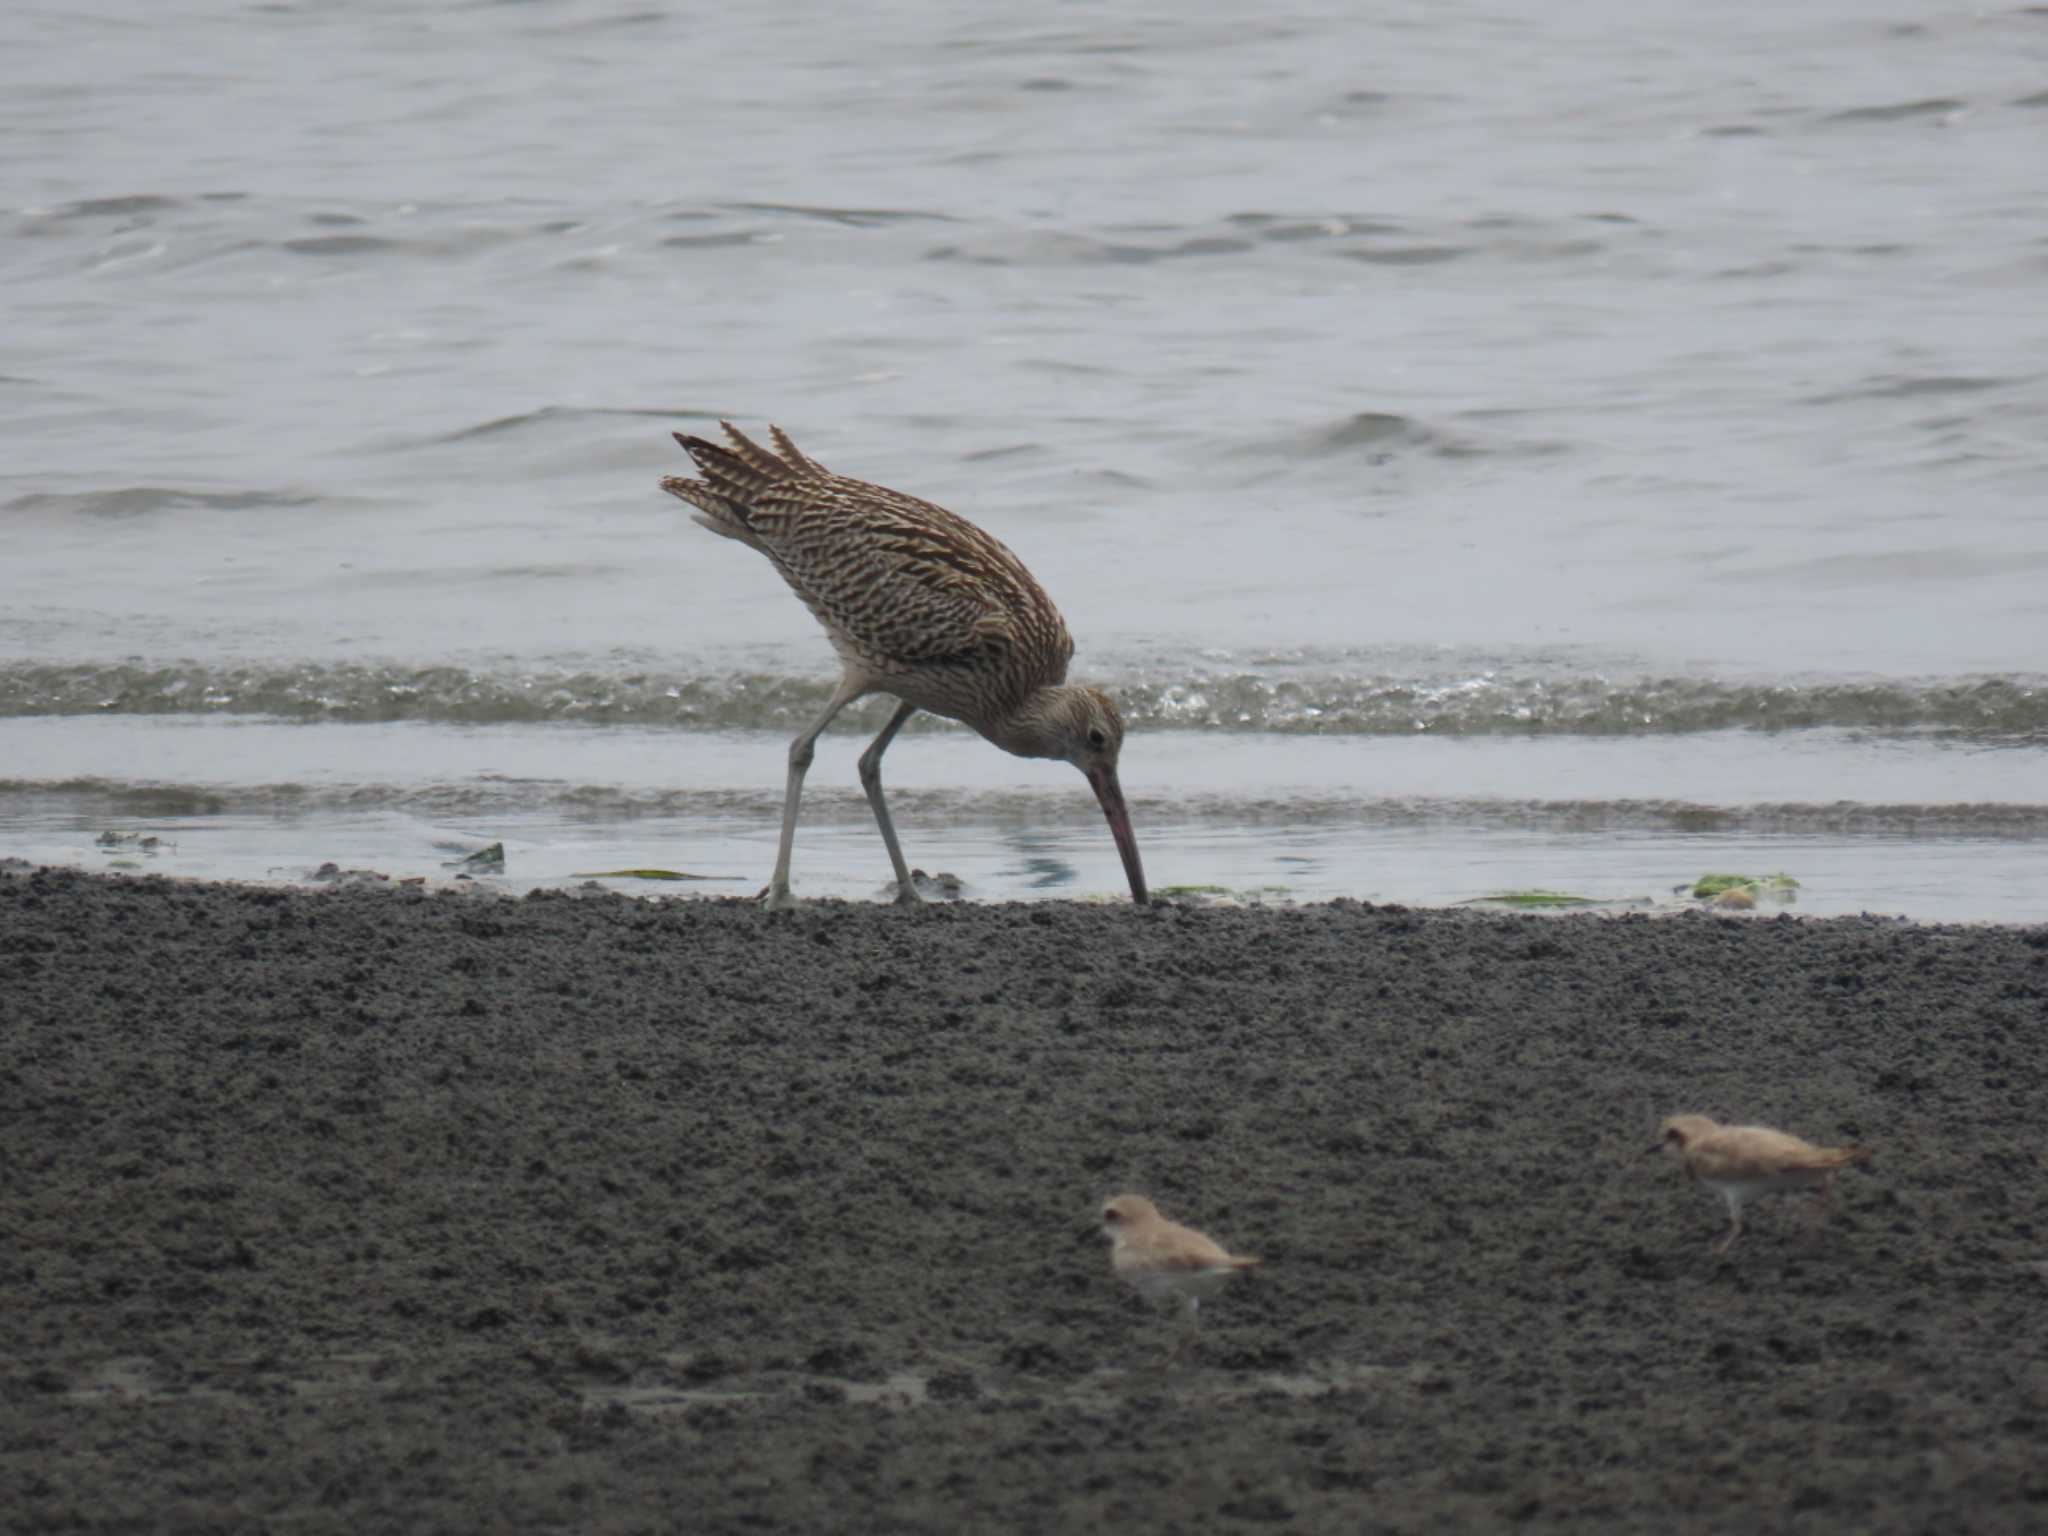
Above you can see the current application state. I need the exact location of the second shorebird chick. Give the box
[1653,1113,1872,1256]
[1101,1194,1259,1344]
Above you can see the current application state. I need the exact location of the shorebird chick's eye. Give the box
[1102,1208,1120,1224]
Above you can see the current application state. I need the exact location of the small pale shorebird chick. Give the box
[1101,1194,1259,1347]
[1653,1114,1872,1256]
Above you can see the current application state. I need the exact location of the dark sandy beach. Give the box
[4,865,2046,1532]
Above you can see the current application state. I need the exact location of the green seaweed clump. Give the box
[1691,872,1800,899]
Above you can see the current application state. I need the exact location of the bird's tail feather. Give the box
[767,424,829,477]
[669,421,826,510]
[658,473,751,540]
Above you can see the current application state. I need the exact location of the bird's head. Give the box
[1650,1113,1718,1157]
[1000,684,1147,904]
[1101,1193,1160,1240]
[1054,687,1145,906]
[1056,685,1126,778]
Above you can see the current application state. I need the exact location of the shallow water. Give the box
[7,718,2042,919]
[5,1,2046,915]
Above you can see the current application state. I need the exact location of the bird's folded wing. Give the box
[1691,1128,1856,1180]
[750,486,1028,663]
[1147,1227,1254,1272]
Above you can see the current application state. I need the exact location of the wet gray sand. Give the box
[4,866,2046,1532]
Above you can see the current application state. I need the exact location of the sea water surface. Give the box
[4,1,2046,918]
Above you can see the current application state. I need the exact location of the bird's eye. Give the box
[1102,1207,1120,1223]
[1087,728,1107,750]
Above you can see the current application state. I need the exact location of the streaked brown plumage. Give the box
[1653,1113,1872,1256]
[661,422,1146,909]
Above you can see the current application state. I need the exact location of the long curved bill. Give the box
[1087,765,1148,906]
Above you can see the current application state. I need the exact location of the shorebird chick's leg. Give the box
[856,699,922,905]
[1169,1296,1202,1362]
[767,678,866,910]
[1713,1192,1745,1257]
[1803,1172,1839,1242]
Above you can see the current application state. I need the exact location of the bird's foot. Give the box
[906,868,961,902]
[891,881,926,908]
[759,883,800,912]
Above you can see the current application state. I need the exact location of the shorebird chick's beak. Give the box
[1086,762,1148,906]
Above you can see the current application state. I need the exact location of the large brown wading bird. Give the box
[662,423,1147,910]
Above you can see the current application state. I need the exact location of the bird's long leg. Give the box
[856,699,922,906]
[766,677,866,910]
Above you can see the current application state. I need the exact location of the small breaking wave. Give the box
[1127,670,2048,737]
[5,487,319,519]
[413,404,731,447]
[52,195,185,220]
[1804,374,2024,405]
[279,234,403,257]
[2,660,2044,739]
[723,201,958,228]
[1821,98,1967,125]
[14,192,1661,294]
[1232,411,1570,465]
